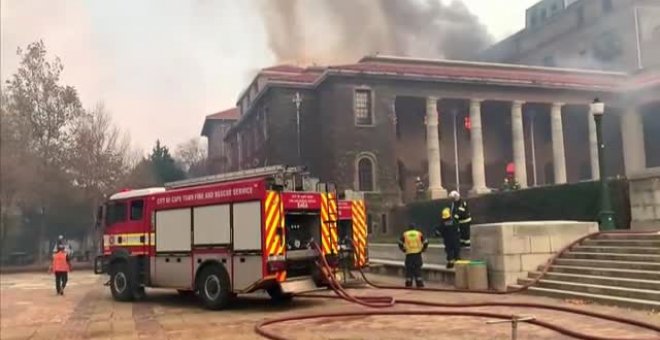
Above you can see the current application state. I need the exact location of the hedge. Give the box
[401,179,630,237]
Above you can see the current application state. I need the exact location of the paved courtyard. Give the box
[1,271,658,340]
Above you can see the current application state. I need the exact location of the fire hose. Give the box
[255,231,660,340]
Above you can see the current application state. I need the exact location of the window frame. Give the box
[353,87,375,127]
[355,153,377,192]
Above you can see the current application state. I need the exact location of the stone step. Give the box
[554,258,660,271]
[572,245,660,255]
[562,252,660,263]
[583,239,660,247]
[545,265,660,281]
[518,278,660,301]
[510,284,660,310]
[594,233,660,241]
[528,271,660,290]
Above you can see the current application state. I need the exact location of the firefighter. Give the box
[449,190,472,248]
[436,207,460,269]
[398,223,429,288]
[49,244,71,295]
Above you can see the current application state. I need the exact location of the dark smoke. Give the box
[259,0,493,64]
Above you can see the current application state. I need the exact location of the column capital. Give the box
[470,98,483,104]
[551,102,565,108]
[512,100,525,107]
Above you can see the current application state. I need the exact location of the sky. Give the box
[0,0,539,153]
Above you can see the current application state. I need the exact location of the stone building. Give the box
[482,0,660,71]
[202,55,659,233]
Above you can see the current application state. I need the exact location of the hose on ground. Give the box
[254,231,660,340]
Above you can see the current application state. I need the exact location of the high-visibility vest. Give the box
[52,252,70,272]
[403,230,423,254]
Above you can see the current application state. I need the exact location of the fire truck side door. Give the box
[232,201,263,291]
[152,208,193,289]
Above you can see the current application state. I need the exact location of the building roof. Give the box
[220,54,651,138]
[202,107,239,136]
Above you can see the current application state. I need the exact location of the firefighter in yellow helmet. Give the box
[435,207,460,269]
[398,223,429,288]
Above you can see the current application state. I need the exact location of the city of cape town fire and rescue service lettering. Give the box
[153,179,265,209]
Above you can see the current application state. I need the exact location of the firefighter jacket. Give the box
[52,251,70,272]
[435,207,456,237]
[451,199,472,224]
[398,229,428,254]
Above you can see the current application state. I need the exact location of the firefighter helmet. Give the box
[441,207,451,220]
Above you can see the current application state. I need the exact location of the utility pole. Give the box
[293,92,303,161]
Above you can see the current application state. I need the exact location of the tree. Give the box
[150,140,186,184]
[2,41,84,261]
[175,138,208,178]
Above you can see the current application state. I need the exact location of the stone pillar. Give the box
[469,99,489,195]
[511,100,528,188]
[425,97,447,199]
[550,102,567,184]
[587,108,600,180]
[621,107,646,176]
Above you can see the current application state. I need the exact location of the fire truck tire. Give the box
[266,285,293,303]
[110,262,134,302]
[196,265,231,310]
[133,286,147,301]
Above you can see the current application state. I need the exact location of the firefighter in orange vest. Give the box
[49,244,71,295]
[398,224,428,288]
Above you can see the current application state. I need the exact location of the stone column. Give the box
[587,108,600,180]
[511,100,528,188]
[551,102,567,184]
[469,99,489,195]
[621,107,646,176]
[425,97,447,199]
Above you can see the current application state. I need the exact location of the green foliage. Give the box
[149,140,186,184]
[403,179,630,237]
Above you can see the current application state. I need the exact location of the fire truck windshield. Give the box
[105,201,127,227]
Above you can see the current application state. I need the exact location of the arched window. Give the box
[357,155,376,192]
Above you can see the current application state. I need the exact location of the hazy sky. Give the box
[1,0,538,152]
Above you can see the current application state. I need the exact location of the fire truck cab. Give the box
[95,166,339,310]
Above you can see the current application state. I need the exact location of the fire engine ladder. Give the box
[164,165,306,189]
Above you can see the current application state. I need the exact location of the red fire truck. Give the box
[338,198,368,268]
[94,166,339,309]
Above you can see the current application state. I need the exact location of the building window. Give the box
[602,0,613,13]
[367,214,373,234]
[577,6,585,27]
[354,89,373,126]
[380,214,388,234]
[357,155,376,192]
[543,55,556,66]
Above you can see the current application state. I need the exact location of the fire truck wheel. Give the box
[197,265,231,310]
[133,286,146,301]
[110,262,134,302]
[266,285,293,303]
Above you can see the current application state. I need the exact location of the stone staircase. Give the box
[513,232,660,310]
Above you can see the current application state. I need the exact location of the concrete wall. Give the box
[628,170,660,230]
[471,221,598,291]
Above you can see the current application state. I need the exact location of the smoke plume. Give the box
[259,0,493,64]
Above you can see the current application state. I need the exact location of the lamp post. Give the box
[293,92,303,161]
[590,98,616,230]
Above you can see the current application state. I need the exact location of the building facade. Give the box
[483,0,660,71]
[202,56,659,234]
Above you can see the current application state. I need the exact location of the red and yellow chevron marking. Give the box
[320,193,339,255]
[352,200,368,268]
[264,191,286,281]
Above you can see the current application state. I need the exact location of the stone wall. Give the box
[471,221,598,291]
[628,170,660,230]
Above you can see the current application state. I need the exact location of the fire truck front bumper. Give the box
[279,277,320,294]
